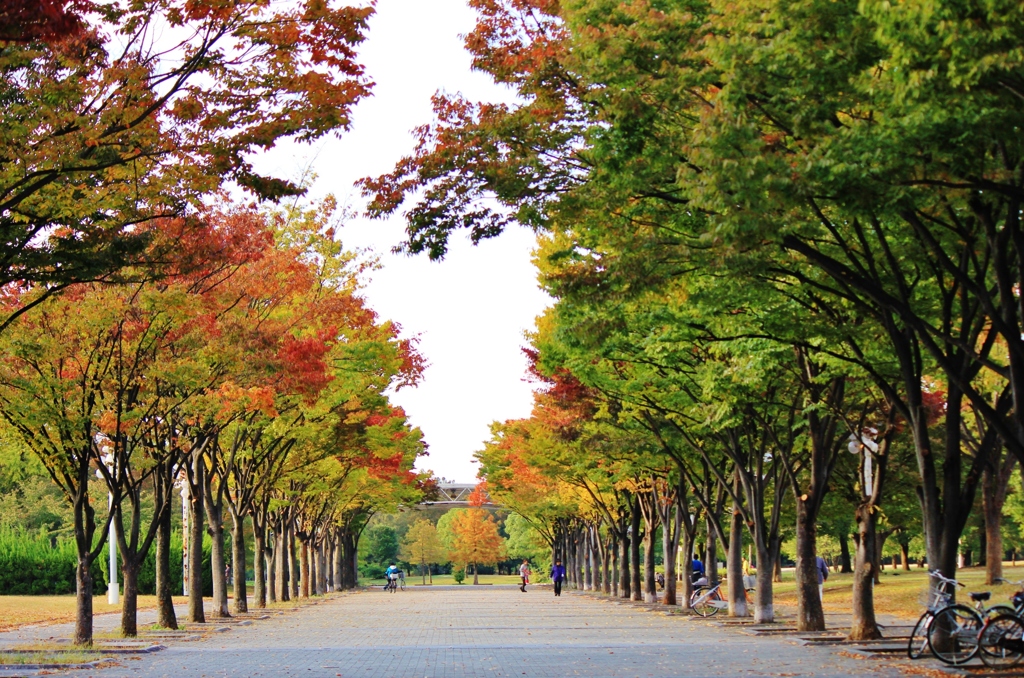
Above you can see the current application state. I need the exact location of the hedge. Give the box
[0,528,212,596]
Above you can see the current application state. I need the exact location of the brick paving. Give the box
[20,586,906,678]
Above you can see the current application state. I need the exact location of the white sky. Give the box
[256,0,550,482]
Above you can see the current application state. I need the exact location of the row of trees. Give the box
[401,510,508,585]
[0,200,428,643]
[363,0,1024,641]
[0,0,430,647]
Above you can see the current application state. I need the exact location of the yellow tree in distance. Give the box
[449,510,507,585]
[401,519,446,585]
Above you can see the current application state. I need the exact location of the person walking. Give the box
[550,559,566,597]
[815,555,829,601]
[519,559,531,592]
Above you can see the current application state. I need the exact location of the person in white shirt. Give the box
[519,560,531,593]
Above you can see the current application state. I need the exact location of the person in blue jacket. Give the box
[816,556,829,601]
[550,559,566,597]
[691,556,706,584]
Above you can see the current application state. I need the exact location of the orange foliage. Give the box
[448,509,507,567]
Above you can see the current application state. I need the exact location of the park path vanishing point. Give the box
[15,586,907,678]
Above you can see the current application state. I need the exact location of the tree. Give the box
[448,509,507,585]
[0,0,375,333]
[401,519,445,585]
[0,0,86,42]
[504,513,549,570]
[362,525,399,569]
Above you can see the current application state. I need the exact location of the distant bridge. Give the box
[420,482,496,507]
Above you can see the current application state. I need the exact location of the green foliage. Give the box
[361,525,400,568]
[452,568,466,585]
[0,528,99,594]
[504,514,550,579]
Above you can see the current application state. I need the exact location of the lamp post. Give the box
[96,450,118,605]
[847,428,879,497]
[177,478,189,596]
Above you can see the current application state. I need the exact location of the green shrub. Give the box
[360,562,386,581]
[452,568,465,585]
[0,527,200,596]
[0,528,101,594]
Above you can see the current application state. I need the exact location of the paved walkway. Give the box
[24,586,906,678]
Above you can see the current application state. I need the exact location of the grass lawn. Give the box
[767,562,1024,621]
[0,650,100,665]
[0,595,188,632]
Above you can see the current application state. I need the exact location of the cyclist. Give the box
[385,562,400,589]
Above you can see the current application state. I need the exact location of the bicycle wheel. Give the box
[908,612,932,660]
[928,604,983,665]
[980,613,1024,669]
[988,604,1017,619]
[690,587,721,617]
[399,579,406,591]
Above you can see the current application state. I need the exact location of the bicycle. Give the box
[926,576,1014,665]
[908,571,960,660]
[689,577,754,618]
[690,581,727,617]
[384,571,406,593]
[976,579,1024,668]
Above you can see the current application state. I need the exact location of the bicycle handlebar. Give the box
[929,570,964,587]
[996,577,1024,587]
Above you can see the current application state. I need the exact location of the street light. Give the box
[176,474,189,596]
[96,448,118,605]
[847,428,879,497]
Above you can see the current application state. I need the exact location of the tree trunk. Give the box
[267,541,277,603]
[706,518,718,585]
[630,498,642,602]
[289,524,299,600]
[663,503,679,610]
[317,541,327,595]
[187,465,206,623]
[253,520,267,608]
[231,512,248,613]
[327,539,336,591]
[982,452,1016,584]
[794,500,825,631]
[849,499,881,640]
[121,560,140,636]
[728,479,748,617]
[619,521,630,598]
[610,532,620,596]
[679,522,696,614]
[583,527,593,591]
[598,536,606,594]
[576,526,586,590]
[155,491,178,629]
[275,525,289,601]
[299,538,310,599]
[643,519,657,603]
[74,556,95,646]
[900,542,911,572]
[337,532,350,589]
[839,532,852,574]
[207,511,230,618]
[753,543,775,623]
[341,529,357,589]
[473,563,479,585]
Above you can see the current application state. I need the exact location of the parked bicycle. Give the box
[689,577,755,618]
[690,582,727,617]
[909,573,970,663]
[910,572,1024,666]
[975,579,1024,668]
